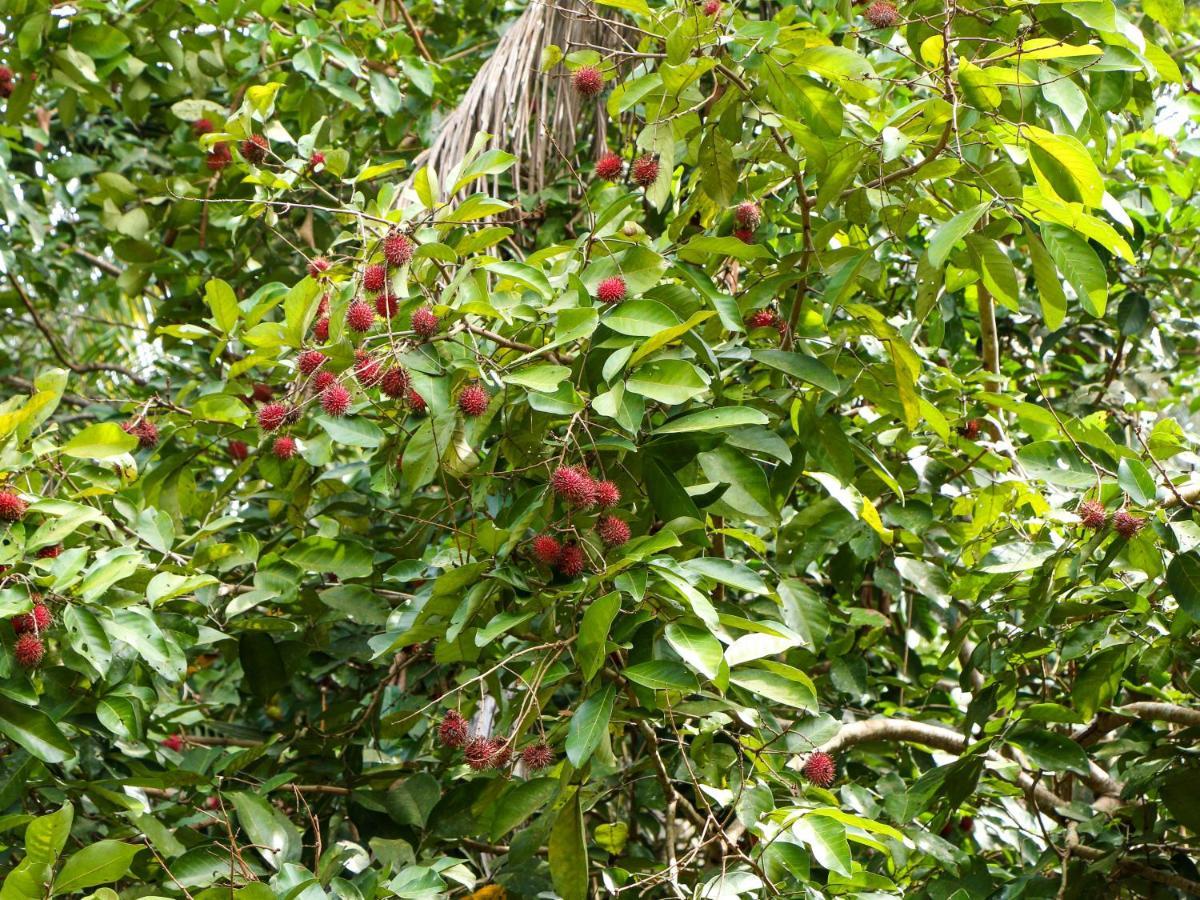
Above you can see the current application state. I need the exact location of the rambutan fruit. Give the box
[307,257,330,278]
[488,738,512,769]
[0,490,27,523]
[464,736,494,771]
[1078,500,1107,530]
[864,0,900,28]
[733,228,755,244]
[35,545,61,560]
[595,152,623,181]
[381,367,410,398]
[597,276,627,305]
[802,751,836,787]
[1114,509,1146,539]
[251,383,274,403]
[734,201,762,231]
[557,543,586,577]
[14,633,44,668]
[298,349,327,376]
[12,603,51,634]
[363,263,387,293]
[458,384,489,417]
[521,742,554,770]
[384,233,415,267]
[593,480,620,509]
[228,440,249,462]
[257,403,289,432]
[957,419,981,440]
[551,465,596,508]
[206,143,232,171]
[313,371,336,391]
[407,389,427,414]
[240,134,269,164]
[572,66,604,97]
[746,309,779,329]
[410,306,439,338]
[321,383,352,417]
[375,292,399,319]
[309,151,325,170]
[193,118,214,136]
[438,710,469,748]
[346,299,376,333]
[313,317,330,342]
[597,515,631,547]
[353,349,383,386]
[630,154,660,188]
[162,733,184,752]
[122,419,159,448]
[531,535,563,566]
[272,436,297,460]
[703,0,722,14]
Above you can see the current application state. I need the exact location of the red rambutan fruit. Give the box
[1114,509,1146,539]
[802,751,837,787]
[551,465,597,508]
[381,367,411,398]
[12,603,52,634]
[1078,500,1107,530]
[521,742,554,770]
[597,276,627,305]
[595,152,623,181]
[307,257,331,278]
[630,155,660,188]
[252,383,274,403]
[557,543,586,577]
[957,419,981,440]
[747,309,779,329]
[734,201,762,231]
[122,419,159,448]
[703,0,722,14]
[375,292,399,319]
[193,118,214,136]
[299,349,327,376]
[572,66,604,97]
[206,143,232,171]
[0,490,27,523]
[316,294,330,319]
[313,371,336,391]
[464,736,494,770]
[353,349,383,386]
[35,545,61,560]
[363,263,387,293]
[313,317,330,342]
[272,436,297,460]
[407,389,427,415]
[488,738,512,769]
[531,535,563,566]
[597,515,631,547]
[733,228,755,244]
[593,480,621,509]
[411,306,439,338]
[309,150,325,170]
[864,0,900,28]
[240,134,269,164]
[384,233,415,267]
[162,733,184,752]
[438,710,469,748]
[458,384,489,417]
[257,403,289,432]
[346,299,376,333]
[228,440,249,462]
[321,384,352,417]
[14,633,44,668]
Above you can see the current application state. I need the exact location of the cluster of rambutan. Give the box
[732,200,762,244]
[1078,499,1146,539]
[436,710,555,773]
[593,151,661,189]
[745,307,787,336]
[0,66,15,99]
[9,597,52,669]
[121,418,159,449]
[530,466,632,577]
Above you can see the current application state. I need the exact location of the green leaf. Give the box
[1167,553,1200,620]
[61,423,138,459]
[565,685,615,768]
[204,278,239,335]
[664,623,724,681]
[548,791,588,900]
[1117,458,1157,506]
[52,842,141,895]
[927,203,989,268]
[1026,126,1104,208]
[505,364,570,392]
[0,697,75,764]
[577,593,621,682]
[491,778,559,840]
[728,666,816,710]
[624,660,696,691]
[229,792,301,869]
[1041,224,1107,317]
[793,814,851,876]
[1025,224,1067,330]
[652,406,768,435]
[750,350,841,393]
[284,537,373,579]
[1008,728,1091,776]
[627,359,710,405]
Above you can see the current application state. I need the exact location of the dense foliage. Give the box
[2,0,1200,897]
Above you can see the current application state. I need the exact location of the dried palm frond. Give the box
[409,0,627,199]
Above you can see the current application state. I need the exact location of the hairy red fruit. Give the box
[958,419,981,440]
[206,143,232,171]
[299,349,327,376]
[597,515,631,547]
[464,736,494,771]
[735,201,762,231]
[1114,509,1146,539]
[531,535,563,566]
[597,276,627,305]
[557,543,586,577]
[572,66,604,97]
[703,0,721,14]
[384,233,415,268]
[551,466,597,508]
[313,317,330,342]
[411,306,439,338]
[488,738,512,769]
[257,403,289,432]
[272,436,297,460]
[363,263,387,293]
[313,371,336,391]
[321,383,352,417]
[252,383,274,403]
[407,389,427,415]
[1078,500,1107,530]
[747,309,779,329]
[593,480,620,509]
[458,384,489,417]
[14,633,44,668]
[307,257,330,278]
[240,134,269,164]
[865,0,900,28]
[122,419,159,448]
[375,292,399,319]
[521,742,554,771]
[0,490,27,523]
[309,150,325,169]
[316,294,330,319]
[802,751,836,787]
[346,299,376,333]
[380,367,410,398]
[353,349,383,386]
[228,440,249,462]
[35,545,62,560]
[0,67,14,98]
[733,228,754,244]
[193,118,214,136]
[162,734,184,752]
[595,152,623,181]
[12,604,52,634]
[630,154,660,187]
[438,711,469,748]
